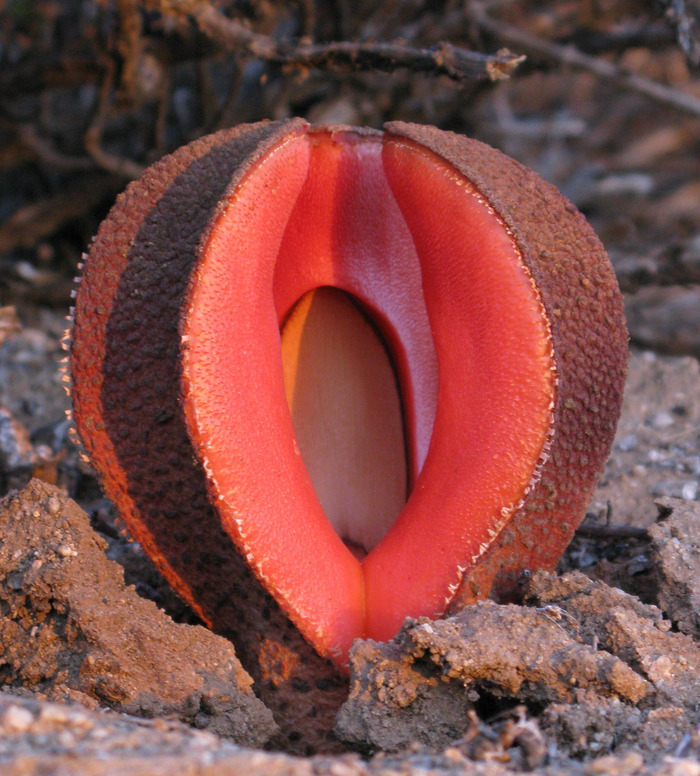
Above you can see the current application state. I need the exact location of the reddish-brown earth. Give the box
[1,1,700,770]
[0,351,698,774]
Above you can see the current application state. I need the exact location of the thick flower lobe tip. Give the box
[71,119,627,668]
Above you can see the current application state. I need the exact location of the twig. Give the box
[116,0,146,100]
[291,0,316,39]
[0,138,33,170]
[0,175,116,254]
[575,500,648,540]
[147,0,524,81]
[563,21,675,55]
[84,59,146,179]
[17,124,95,172]
[470,2,700,116]
[663,0,700,68]
[575,523,648,540]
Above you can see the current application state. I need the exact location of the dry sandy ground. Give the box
[0,310,699,774]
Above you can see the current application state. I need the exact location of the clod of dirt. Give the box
[649,498,700,639]
[0,689,539,775]
[335,598,650,754]
[540,700,643,760]
[527,570,700,759]
[525,569,667,642]
[3,689,697,776]
[337,571,700,763]
[0,479,277,747]
[526,571,700,715]
[0,690,318,776]
[336,635,476,754]
[0,492,698,776]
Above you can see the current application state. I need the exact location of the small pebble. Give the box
[646,655,674,682]
[327,760,365,776]
[443,747,463,761]
[650,480,698,500]
[39,705,70,724]
[627,554,651,575]
[1,705,35,733]
[648,411,675,430]
[659,760,700,776]
[57,730,77,748]
[616,434,638,452]
[585,751,644,775]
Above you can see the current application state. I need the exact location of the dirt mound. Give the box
[0,479,277,747]
[0,355,699,773]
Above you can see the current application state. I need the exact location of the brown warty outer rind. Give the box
[383,122,627,606]
[71,119,627,751]
[70,118,348,756]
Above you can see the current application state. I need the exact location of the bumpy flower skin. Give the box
[385,122,628,610]
[71,119,627,677]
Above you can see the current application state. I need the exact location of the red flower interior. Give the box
[180,128,554,664]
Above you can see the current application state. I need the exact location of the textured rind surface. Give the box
[383,122,628,605]
[72,119,627,743]
[70,118,349,755]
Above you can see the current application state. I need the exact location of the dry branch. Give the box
[84,60,148,180]
[575,522,648,540]
[147,0,524,81]
[0,175,115,254]
[17,125,95,173]
[663,0,700,68]
[470,2,700,117]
